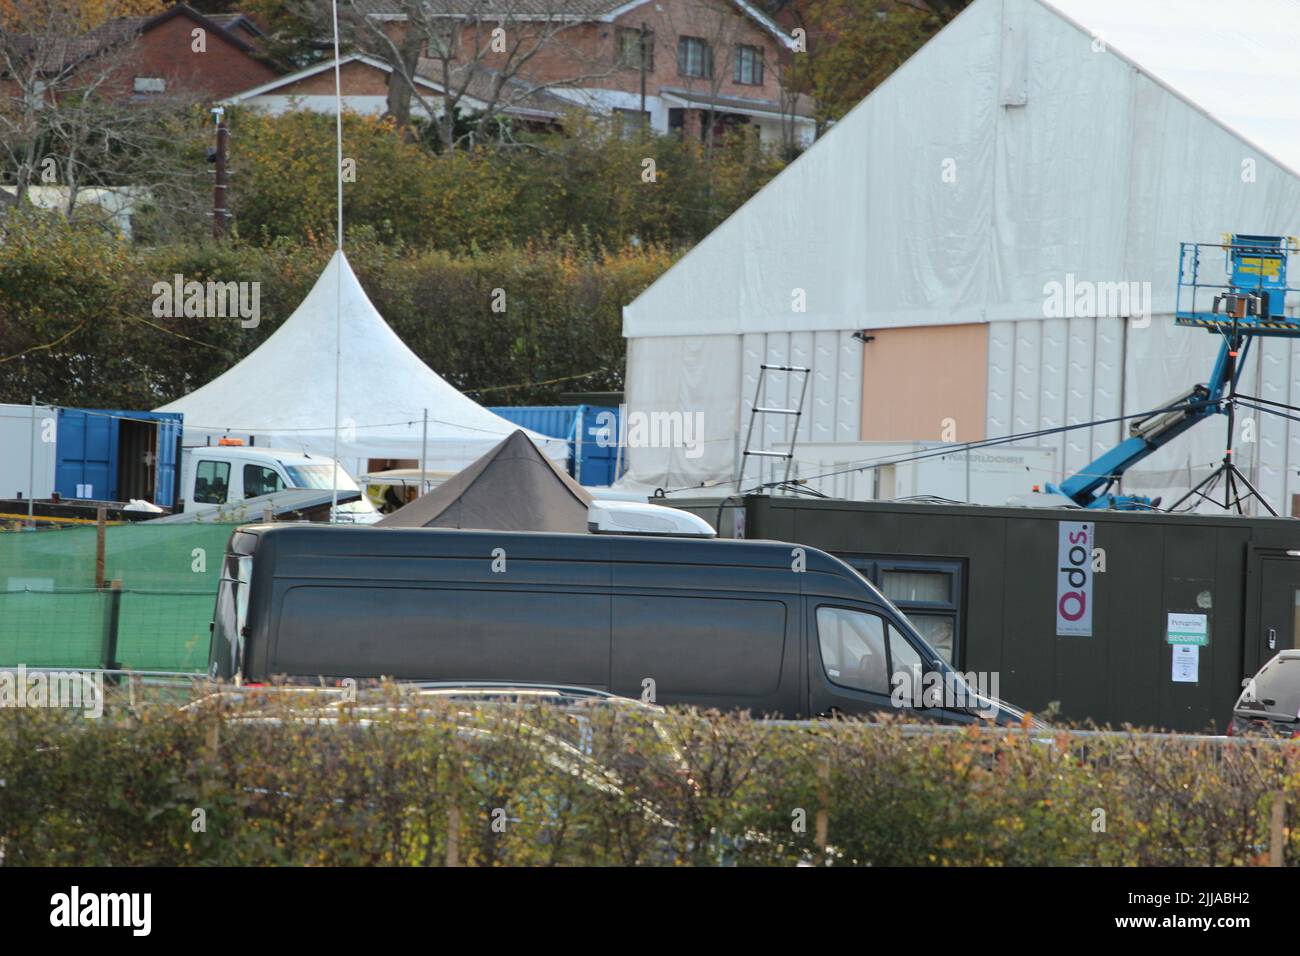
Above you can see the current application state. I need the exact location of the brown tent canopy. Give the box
[377,429,593,532]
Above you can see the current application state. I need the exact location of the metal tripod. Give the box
[1167,325,1278,516]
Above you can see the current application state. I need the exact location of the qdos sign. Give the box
[1056,521,1093,637]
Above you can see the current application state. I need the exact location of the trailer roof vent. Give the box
[588,500,716,537]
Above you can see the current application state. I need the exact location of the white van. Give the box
[180,444,381,523]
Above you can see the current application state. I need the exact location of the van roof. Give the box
[231,523,881,600]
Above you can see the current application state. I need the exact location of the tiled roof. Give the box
[364,0,632,17]
[206,13,265,37]
[416,58,575,116]
[22,16,148,73]
[361,0,797,47]
[14,5,259,75]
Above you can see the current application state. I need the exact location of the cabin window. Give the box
[816,606,890,695]
[194,459,230,504]
[235,556,253,640]
[244,464,285,498]
[211,553,253,680]
[839,556,964,666]
[889,627,925,695]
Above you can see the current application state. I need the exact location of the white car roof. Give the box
[186,446,328,465]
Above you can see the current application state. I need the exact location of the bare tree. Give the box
[774,55,808,157]
[325,0,622,151]
[0,0,209,235]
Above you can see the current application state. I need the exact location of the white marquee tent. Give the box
[158,251,567,474]
[622,0,1300,511]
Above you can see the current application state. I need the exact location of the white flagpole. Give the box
[330,0,344,523]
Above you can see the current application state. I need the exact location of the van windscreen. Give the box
[283,464,359,491]
[1239,657,1300,719]
[210,553,252,680]
[211,570,239,679]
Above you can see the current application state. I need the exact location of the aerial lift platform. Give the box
[1044,234,1300,514]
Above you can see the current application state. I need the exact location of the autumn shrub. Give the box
[225,107,785,251]
[1,686,1297,867]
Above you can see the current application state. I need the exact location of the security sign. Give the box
[1056,521,1094,637]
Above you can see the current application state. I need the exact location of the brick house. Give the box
[362,0,815,148]
[1,4,279,105]
[223,53,572,129]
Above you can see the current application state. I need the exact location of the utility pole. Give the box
[27,395,35,528]
[420,408,429,495]
[210,106,229,239]
[639,22,648,132]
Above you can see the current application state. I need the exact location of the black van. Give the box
[208,524,1030,723]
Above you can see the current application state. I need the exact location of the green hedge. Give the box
[220,109,787,252]
[0,215,673,407]
[1,688,1296,866]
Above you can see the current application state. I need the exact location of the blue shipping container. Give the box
[488,405,621,486]
[55,408,184,507]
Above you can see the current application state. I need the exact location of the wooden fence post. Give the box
[814,756,830,864]
[94,506,106,589]
[1270,791,1286,867]
[100,579,123,673]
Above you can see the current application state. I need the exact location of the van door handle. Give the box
[1269,627,1277,650]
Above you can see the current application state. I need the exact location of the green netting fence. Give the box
[0,523,236,672]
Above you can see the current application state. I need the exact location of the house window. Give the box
[613,107,650,137]
[133,76,166,93]
[838,556,965,666]
[677,36,712,79]
[616,27,653,71]
[733,44,763,85]
[706,111,749,142]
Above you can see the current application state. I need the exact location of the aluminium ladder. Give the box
[737,363,811,492]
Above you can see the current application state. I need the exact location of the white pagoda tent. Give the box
[158,251,567,474]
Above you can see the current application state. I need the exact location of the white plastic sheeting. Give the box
[622,330,861,492]
[157,252,567,475]
[622,0,1300,510]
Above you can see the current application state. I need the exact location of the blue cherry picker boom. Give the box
[1042,234,1300,513]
